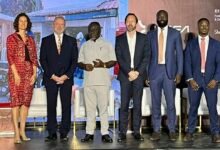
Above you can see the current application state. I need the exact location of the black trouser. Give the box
[46,80,72,136]
[119,77,144,134]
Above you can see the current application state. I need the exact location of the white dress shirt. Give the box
[54,32,63,48]
[127,31,136,68]
[78,37,116,86]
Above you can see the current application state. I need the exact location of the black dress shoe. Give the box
[81,134,94,142]
[184,133,193,142]
[45,133,57,142]
[150,132,160,141]
[60,134,69,142]
[102,134,113,143]
[169,132,177,141]
[117,133,126,142]
[133,133,144,141]
[212,134,220,143]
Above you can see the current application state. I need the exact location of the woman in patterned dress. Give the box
[7,13,38,144]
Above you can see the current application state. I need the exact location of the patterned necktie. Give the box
[57,34,61,54]
[158,29,164,64]
[200,37,206,72]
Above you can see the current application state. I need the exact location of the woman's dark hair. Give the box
[13,13,32,32]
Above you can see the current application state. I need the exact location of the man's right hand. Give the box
[51,74,60,82]
[85,64,94,71]
[128,71,138,81]
[189,79,199,91]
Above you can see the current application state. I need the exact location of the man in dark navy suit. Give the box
[115,13,149,142]
[147,10,183,141]
[40,16,78,142]
[184,18,220,143]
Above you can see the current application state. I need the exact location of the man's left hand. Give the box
[93,59,104,68]
[175,75,181,85]
[57,75,69,84]
[207,79,218,89]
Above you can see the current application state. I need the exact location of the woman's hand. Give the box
[30,73,36,85]
[14,73,21,86]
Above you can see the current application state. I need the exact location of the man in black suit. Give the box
[115,13,149,142]
[40,16,78,142]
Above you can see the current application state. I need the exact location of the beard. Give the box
[199,31,209,37]
[89,32,100,41]
[157,20,168,28]
[127,25,136,32]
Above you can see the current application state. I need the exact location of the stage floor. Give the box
[1,128,220,150]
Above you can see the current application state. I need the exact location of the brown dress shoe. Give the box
[150,132,160,141]
[184,133,193,142]
[212,134,220,143]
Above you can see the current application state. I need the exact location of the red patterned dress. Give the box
[7,33,38,107]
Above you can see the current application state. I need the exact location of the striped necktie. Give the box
[57,35,61,54]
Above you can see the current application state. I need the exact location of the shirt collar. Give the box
[89,37,103,43]
[198,35,209,41]
[126,31,136,39]
[54,32,63,39]
[158,25,168,32]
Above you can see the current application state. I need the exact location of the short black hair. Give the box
[198,18,209,25]
[149,23,157,31]
[156,10,168,18]
[88,22,101,31]
[125,13,138,23]
[13,13,32,32]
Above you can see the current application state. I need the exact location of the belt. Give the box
[131,68,134,71]
[201,72,205,76]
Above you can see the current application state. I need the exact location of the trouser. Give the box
[84,86,110,135]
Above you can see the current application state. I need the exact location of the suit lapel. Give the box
[51,34,59,55]
[60,34,67,54]
[153,30,158,63]
[194,38,201,68]
[165,28,171,61]
[205,37,213,69]
[123,33,131,63]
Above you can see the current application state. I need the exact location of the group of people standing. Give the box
[116,10,183,142]
[6,9,220,145]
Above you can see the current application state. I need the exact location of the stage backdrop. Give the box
[129,0,220,42]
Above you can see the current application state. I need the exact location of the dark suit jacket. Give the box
[115,32,149,82]
[40,33,78,86]
[147,27,183,80]
[185,37,220,85]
